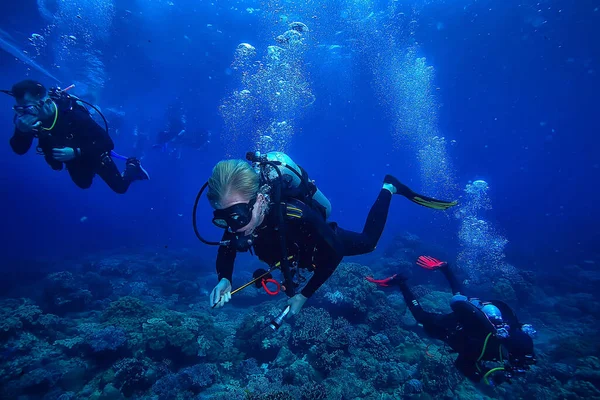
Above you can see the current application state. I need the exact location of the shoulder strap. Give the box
[258,161,327,222]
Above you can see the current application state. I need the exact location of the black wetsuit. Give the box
[217,189,393,298]
[179,130,209,150]
[10,99,133,194]
[398,266,528,382]
[154,130,177,148]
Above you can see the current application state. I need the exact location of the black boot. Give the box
[384,175,415,197]
[123,158,150,181]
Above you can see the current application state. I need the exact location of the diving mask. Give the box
[212,197,257,231]
[13,100,43,116]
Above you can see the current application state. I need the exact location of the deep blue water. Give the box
[0,0,597,308]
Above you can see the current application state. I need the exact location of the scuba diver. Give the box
[154,128,210,159]
[4,80,149,193]
[152,100,210,159]
[153,128,184,152]
[178,128,211,151]
[153,99,189,158]
[366,256,537,386]
[197,151,457,319]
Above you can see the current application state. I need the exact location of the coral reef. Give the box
[0,244,597,400]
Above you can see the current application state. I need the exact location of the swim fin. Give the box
[416,255,447,270]
[366,274,397,287]
[384,175,457,210]
[365,274,407,287]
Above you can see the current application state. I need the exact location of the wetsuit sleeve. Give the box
[216,232,237,284]
[287,202,344,298]
[74,110,115,159]
[302,264,338,298]
[9,128,34,155]
[455,355,483,382]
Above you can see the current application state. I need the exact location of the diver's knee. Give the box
[112,185,128,194]
[75,181,92,189]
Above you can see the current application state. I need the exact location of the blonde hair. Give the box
[207,159,259,208]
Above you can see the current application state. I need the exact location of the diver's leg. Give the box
[338,175,457,256]
[96,154,130,194]
[440,264,464,296]
[367,274,454,340]
[397,279,453,340]
[337,189,393,256]
[417,256,465,296]
[67,162,94,189]
[97,153,149,194]
[397,279,432,324]
[96,154,135,194]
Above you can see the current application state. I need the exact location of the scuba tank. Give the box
[256,151,332,219]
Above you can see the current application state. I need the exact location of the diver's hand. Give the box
[210,278,232,309]
[16,115,41,133]
[287,293,308,316]
[52,147,76,162]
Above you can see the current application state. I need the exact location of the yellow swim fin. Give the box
[411,196,458,210]
[384,174,457,210]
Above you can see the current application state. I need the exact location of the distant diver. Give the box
[367,256,537,387]
[178,128,211,151]
[153,99,205,159]
[154,128,211,158]
[153,129,185,152]
[192,151,457,326]
[3,80,149,193]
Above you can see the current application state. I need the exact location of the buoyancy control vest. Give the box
[254,151,332,220]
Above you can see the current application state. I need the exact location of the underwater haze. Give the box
[0,0,598,399]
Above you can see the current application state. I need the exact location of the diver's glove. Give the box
[52,147,76,162]
[210,278,232,309]
[16,115,42,133]
[384,175,457,210]
[288,293,308,316]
